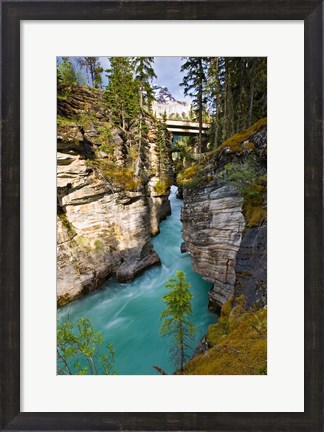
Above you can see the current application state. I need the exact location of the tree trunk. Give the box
[179,322,184,372]
[135,113,142,177]
[213,57,220,148]
[198,95,203,154]
[249,83,254,126]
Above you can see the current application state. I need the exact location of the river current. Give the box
[57,186,217,374]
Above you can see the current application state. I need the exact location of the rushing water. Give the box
[57,186,217,375]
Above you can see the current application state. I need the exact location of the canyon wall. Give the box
[181,120,267,312]
[57,86,172,306]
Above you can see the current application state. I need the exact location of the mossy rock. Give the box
[184,300,267,375]
[89,159,139,191]
[213,118,267,157]
[242,175,267,227]
[154,179,171,195]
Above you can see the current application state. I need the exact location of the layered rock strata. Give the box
[182,185,245,311]
[181,120,267,312]
[57,86,172,306]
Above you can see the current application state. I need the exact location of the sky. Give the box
[152,57,190,102]
[99,57,190,102]
[62,56,190,102]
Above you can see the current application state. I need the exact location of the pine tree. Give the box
[132,57,157,111]
[57,57,78,86]
[160,270,196,372]
[77,57,103,87]
[180,57,209,153]
[93,64,104,88]
[105,57,140,130]
[206,57,267,147]
[155,122,170,180]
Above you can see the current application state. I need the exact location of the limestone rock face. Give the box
[181,121,267,312]
[57,86,172,306]
[182,185,245,312]
[57,159,163,305]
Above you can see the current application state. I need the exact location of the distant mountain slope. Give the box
[152,85,191,119]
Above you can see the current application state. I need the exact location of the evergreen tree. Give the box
[57,57,78,86]
[155,122,170,179]
[77,57,103,87]
[130,57,156,175]
[132,57,157,110]
[160,270,196,372]
[105,57,140,130]
[180,57,209,153]
[93,63,104,88]
[206,57,267,147]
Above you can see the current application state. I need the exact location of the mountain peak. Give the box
[153,85,177,104]
[152,84,191,119]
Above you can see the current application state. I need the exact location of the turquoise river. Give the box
[57,186,217,374]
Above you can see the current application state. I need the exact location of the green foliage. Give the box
[156,122,171,179]
[105,57,140,130]
[57,57,78,87]
[176,162,213,189]
[160,271,197,372]
[77,57,103,87]
[132,57,157,110]
[173,136,195,161]
[222,155,261,193]
[57,115,76,127]
[180,57,209,152]
[89,159,139,191]
[221,154,267,227]
[57,317,116,375]
[242,176,267,227]
[97,123,113,145]
[206,57,267,146]
[75,111,98,129]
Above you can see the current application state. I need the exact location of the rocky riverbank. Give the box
[57,85,172,306]
[179,119,267,374]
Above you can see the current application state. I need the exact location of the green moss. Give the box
[154,179,171,195]
[242,176,267,227]
[75,236,89,247]
[184,299,267,375]
[176,119,267,190]
[94,240,103,249]
[58,213,76,236]
[57,115,76,127]
[213,118,267,157]
[176,163,208,188]
[89,159,139,191]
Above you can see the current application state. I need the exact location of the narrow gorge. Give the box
[57,56,267,376]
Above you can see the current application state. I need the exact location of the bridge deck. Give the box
[165,119,210,129]
[167,127,208,135]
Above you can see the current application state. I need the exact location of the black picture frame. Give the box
[1,1,323,431]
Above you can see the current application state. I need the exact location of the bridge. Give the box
[165,119,210,135]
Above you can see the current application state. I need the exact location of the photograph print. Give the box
[57,56,267,375]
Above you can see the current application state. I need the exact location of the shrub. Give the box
[57,317,116,375]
